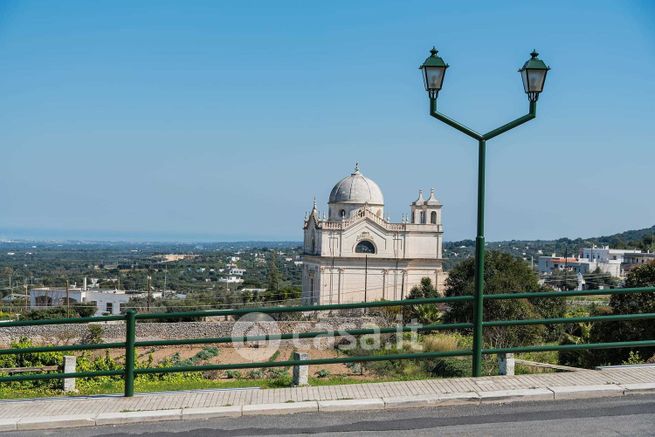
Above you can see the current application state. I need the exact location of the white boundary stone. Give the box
[318,398,385,412]
[182,405,243,420]
[242,401,318,415]
[479,388,554,403]
[95,409,183,426]
[549,384,624,400]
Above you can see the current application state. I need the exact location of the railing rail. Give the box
[0,286,653,396]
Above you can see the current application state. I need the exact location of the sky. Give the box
[0,0,654,242]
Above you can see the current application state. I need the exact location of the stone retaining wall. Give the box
[0,317,389,350]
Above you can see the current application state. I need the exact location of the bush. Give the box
[0,337,64,391]
[429,358,470,378]
[247,369,265,379]
[421,334,461,353]
[225,370,241,379]
[82,325,103,345]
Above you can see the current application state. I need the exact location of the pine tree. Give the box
[267,252,281,296]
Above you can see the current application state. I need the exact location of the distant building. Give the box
[29,284,162,316]
[218,276,244,284]
[580,246,641,263]
[540,247,646,278]
[302,164,445,305]
[623,252,655,270]
[538,256,592,275]
[228,268,246,276]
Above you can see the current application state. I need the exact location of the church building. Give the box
[302,164,445,305]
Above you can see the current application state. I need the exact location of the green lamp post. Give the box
[420,48,550,377]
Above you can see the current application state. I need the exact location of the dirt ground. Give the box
[93,344,367,378]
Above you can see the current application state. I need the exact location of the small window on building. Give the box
[420,211,426,224]
[340,209,346,218]
[106,302,113,313]
[355,240,376,254]
[430,211,437,224]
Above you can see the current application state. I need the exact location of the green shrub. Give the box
[225,370,241,379]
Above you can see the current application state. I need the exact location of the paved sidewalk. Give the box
[0,366,654,432]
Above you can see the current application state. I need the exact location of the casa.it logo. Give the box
[231,312,281,361]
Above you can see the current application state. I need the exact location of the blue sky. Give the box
[0,0,653,242]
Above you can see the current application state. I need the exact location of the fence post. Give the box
[124,309,136,397]
[498,353,514,376]
[292,352,309,386]
[63,355,77,392]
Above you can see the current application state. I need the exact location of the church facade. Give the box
[302,164,445,305]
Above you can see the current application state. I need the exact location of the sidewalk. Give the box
[0,366,654,432]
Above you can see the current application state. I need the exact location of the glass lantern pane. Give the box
[521,69,529,93]
[527,70,546,92]
[425,67,445,90]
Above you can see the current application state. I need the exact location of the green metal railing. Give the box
[1,286,654,397]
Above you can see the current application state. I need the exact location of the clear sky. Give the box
[1,0,654,242]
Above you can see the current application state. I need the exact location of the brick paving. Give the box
[0,367,653,420]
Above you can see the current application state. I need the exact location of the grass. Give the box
[0,371,455,400]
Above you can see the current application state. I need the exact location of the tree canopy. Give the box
[445,251,564,348]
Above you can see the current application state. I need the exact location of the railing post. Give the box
[124,309,136,397]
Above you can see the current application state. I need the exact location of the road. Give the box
[9,394,655,436]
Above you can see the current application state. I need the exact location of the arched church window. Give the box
[340,209,346,219]
[355,240,376,254]
[311,236,316,253]
[431,211,437,224]
[420,211,426,224]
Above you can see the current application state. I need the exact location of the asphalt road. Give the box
[9,394,655,436]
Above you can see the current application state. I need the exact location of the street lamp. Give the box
[420,47,449,99]
[420,48,550,377]
[519,50,550,102]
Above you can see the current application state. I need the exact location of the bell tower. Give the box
[411,189,442,225]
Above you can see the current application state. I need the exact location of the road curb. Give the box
[0,420,17,432]
[548,384,624,400]
[3,382,655,432]
[95,409,183,426]
[318,398,385,412]
[479,388,554,403]
[16,415,96,431]
[242,401,318,415]
[182,405,243,420]
[621,382,655,395]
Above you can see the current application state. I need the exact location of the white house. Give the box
[29,286,162,316]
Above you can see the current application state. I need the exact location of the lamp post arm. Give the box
[482,101,537,141]
[430,98,483,141]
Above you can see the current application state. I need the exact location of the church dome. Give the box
[328,164,384,205]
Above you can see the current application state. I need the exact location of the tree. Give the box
[588,261,655,365]
[445,251,565,348]
[583,267,618,290]
[546,269,579,291]
[404,277,441,323]
[267,252,281,296]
